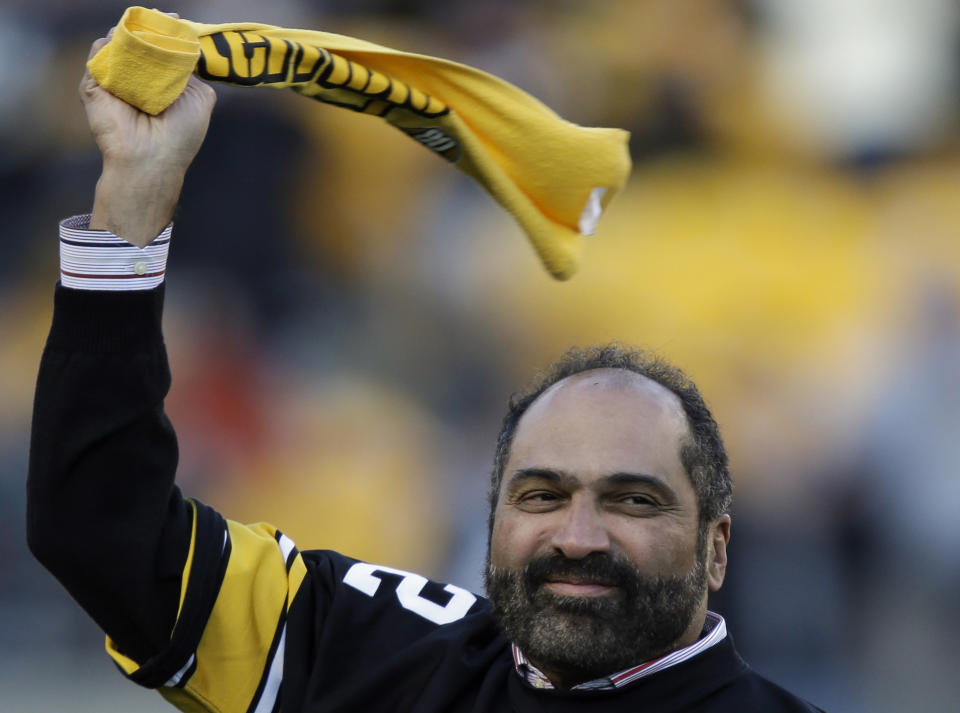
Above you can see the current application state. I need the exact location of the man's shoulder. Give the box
[725,667,826,713]
[283,550,510,712]
[298,549,489,607]
[293,548,494,640]
[635,633,826,713]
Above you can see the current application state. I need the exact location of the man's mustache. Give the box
[522,552,637,597]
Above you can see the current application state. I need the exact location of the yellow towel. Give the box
[89,6,631,279]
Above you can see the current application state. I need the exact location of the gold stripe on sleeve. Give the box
[177,500,199,621]
[179,521,302,713]
[105,499,200,676]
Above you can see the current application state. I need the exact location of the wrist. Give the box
[91,164,184,246]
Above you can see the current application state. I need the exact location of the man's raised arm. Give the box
[26,32,216,664]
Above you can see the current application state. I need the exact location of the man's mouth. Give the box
[541,576,618,597]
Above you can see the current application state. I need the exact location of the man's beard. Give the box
[484,545,707,684]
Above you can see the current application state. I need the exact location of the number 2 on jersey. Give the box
[343,562,477,625]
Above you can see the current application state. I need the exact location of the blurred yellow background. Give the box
[2,1,959,712]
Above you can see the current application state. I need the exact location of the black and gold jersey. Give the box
[105,498,498,713]
[100,499,824,713]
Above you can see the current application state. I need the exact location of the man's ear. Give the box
[706,515,731,592]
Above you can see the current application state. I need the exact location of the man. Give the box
[27,35,825,713]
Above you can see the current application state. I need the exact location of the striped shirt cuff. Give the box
[59,215,171,291]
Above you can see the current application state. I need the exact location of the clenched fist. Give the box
[82,21,216,247]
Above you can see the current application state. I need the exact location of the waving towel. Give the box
[88,6,631,279]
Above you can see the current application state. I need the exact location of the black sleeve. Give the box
[26,284,192,664]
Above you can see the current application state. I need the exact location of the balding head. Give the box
[488,345,732,537]
[511,368,691,485]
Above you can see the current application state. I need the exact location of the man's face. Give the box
[486,369,721,686]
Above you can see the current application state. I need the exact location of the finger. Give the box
[86,36,109,62]
[185,74,213,92]
[78,70,105,104]
[181,74,218,108]
[80,37,112,100]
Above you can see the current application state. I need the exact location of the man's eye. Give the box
[620,494,656,507]
[524,491,558,502]
[515,491,562,509]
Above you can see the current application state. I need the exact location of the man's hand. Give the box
[82,24,216,247]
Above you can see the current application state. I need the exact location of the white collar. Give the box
[512,611,728,690]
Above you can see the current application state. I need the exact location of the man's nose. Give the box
[548,496,611,559]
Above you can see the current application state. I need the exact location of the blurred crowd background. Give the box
[2,0,960,711]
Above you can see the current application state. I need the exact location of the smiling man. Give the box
[27,34,825,713]
[485,360,730,691]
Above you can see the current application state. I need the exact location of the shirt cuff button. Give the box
[133,261,148,275]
